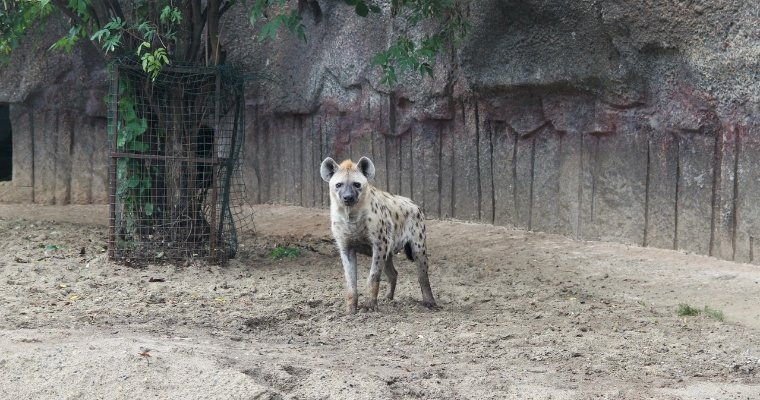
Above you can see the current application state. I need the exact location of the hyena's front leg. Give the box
[340,248,358,314]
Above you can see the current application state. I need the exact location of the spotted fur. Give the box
[320,156,436,313]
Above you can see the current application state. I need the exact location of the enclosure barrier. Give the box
[107,61,250,263]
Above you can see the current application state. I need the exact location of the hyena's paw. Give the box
[421,300,439,310]
[345,294,358,315]
[361,299,378,312]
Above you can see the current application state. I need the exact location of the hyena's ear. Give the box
[357,157,376,180]
[320,157,339,182]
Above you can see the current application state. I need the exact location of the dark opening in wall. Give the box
[0,105,11,181]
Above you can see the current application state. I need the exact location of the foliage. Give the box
[244,0,306,42]
[371,0,469,85]
[113,78,154,240]
[0,0,52,58]
[89,5,182,79]
[1,0,467,85]
[269,245,301,260]
[677,303,725,322]
[241,0,468,85]
[345,0,381,17]
[136,42,170,80]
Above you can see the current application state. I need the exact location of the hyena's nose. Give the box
[342,194,356,204]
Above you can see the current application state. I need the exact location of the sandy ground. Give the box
[0,203,759,400]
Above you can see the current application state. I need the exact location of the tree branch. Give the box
[86,4,101,28]
[49,0,107,61]
[50,0,89,30]
[207,0,220,65]
[107,0,125,21]
[187,0,204,62]
[219,1,234,18]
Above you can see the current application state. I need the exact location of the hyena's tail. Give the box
[404,242,414,261]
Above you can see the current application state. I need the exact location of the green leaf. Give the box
[103,34,121,53]
[117,132,127,149]
[116,159,128,178]
[371,51,389,66]
[144,202,154,216]
[419,63,433,78]
[136,41,150,56]
[44,244,62,252]
[104,17,125,31]
[382,66,397,86]
[126,120,143,135]
[355,2,369,17]
[297,25,306,42]
[160,5,182,25]
[127,140,148,152]
[160,6,172,23]
[258,18,281,41]
[90,28,109,42]
[69,0,88,17]
[126,176,140,189]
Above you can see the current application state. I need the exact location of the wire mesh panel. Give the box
[108,62,249,264]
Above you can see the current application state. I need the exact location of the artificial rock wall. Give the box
[0,0,758,263]
[245,95,759,263]
[239,0,759,263]
[0,18,109,205]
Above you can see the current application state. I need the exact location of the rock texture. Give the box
[0,0,758,263]
[0,18,109,205]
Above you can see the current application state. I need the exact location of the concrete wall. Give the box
[0,0,758,263]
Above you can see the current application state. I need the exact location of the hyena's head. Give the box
[320,156,375,207]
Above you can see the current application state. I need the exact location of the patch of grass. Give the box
[677,303,702,317]
[269,245,301,260]
[702,306,725,322]
[677,303,725,321]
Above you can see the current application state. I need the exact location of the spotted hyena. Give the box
[320,156,436,314]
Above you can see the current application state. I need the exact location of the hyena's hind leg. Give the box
[411,242,436,308]
[365,244,391,311]
[383,256,398,300]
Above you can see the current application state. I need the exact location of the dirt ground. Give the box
[0,203,759,400]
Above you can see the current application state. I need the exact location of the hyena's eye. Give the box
[353,182,361,189]
[335,182,343,188]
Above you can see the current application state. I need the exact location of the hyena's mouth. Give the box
[342,198,357,207]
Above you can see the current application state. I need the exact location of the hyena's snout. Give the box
[342,194,356,206]
[338,185,360,206]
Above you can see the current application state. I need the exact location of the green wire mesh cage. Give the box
[107,61,250,264]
